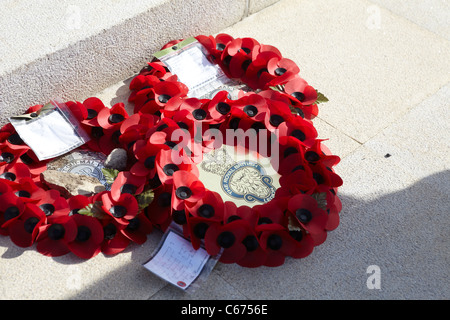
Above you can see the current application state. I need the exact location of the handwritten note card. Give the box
[143,230,210,290]
[158,41,231,99]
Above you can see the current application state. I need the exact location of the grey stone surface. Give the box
[0,0,249,126]
[0,230,166,299]
[40,169,106,197]
[150,270,249,300]
[213,147,449,299]
[1,0,449,301]
[249,0,281,15]
[104,148,128,171]
[364,83,450,190]
[222,0,450,144]
[369,0,450,40]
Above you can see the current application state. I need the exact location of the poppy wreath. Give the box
[0,33,343,267]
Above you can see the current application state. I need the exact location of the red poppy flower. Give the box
[204,219,250,263]
[129,74,157,96]
[10,177,47,203]
[171,170,205,211]
[98,127,124,155]
[101,191,139,225]
[144,183,173,228]
[119,114,160,152]
[262,99,294,132]
[325,190,341,231]
[1,145,23,168]
[65,100,88,123]
[110,171,146,202]
[156,148,199,185]
[185,216,219,250]
[252,44,282,61]
[278,166,317,196]
[129,139,162,178]
[309,162,343,193]
[101,218,131,255]
[253,199,287,228]
[277,116,318,148]
[196,33,234,62]
[0,179,13,194]
[0,163,31,184]
[2,130,29,153]
[206,90,235,122]
[97,102,128,131]
[284,76,318,106]
[186,190,224,222]
[222,37,259,62]
[35,189,69,218]
[130,85,158,114]
[219,37,259,79]
[236,227,268,268]
[177,97,213,123]
[120,113,159,136]
[0,192,26,235]
[8,202,46,247]
[144,117,190,151]
[242,54,272,90]
[287,228,315,259]
[266,57,300,87]
[67,213,104,259]
[36,215,77,257]
[287,193,328,245]
[228,50,253,79]
[138,62,170,78]
[233,93,269,122]
[81,125,105,153]
[81,97,107,127]
[304,139,341,167]
[222,201,257,226]
[68,195,91,215]
[152,80,189,109]
[15,149,48,178]
[120,212,153,245]
[259,224,297,267]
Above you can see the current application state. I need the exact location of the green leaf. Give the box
[269,85,284,92]
[136,188,155,210]
[78,203,94,216]
[315,90,329,104]
[78,202,107,219]
[102,168,120,185]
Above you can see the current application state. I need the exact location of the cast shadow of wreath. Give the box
[109,77,135,115]
[0,163,448,298]
[63,171,450,298]
[0,77,136,263]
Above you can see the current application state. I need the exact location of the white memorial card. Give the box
[9,102,89,161]
[143,230,211,290]
[155,38,236,99]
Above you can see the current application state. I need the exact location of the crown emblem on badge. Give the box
[201,147,276,204]
[200,147,236,176]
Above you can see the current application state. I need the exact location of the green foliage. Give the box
[102,168,119,185]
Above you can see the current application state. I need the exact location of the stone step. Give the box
[0,0,280,125]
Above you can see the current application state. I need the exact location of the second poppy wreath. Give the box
[0,33,343,268]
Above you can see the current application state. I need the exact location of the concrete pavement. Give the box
[1,0,449,300]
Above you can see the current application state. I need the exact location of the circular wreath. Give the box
[0,34,342,267]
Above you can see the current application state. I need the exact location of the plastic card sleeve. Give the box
[142,222,222,293]
[9,99,90,161]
